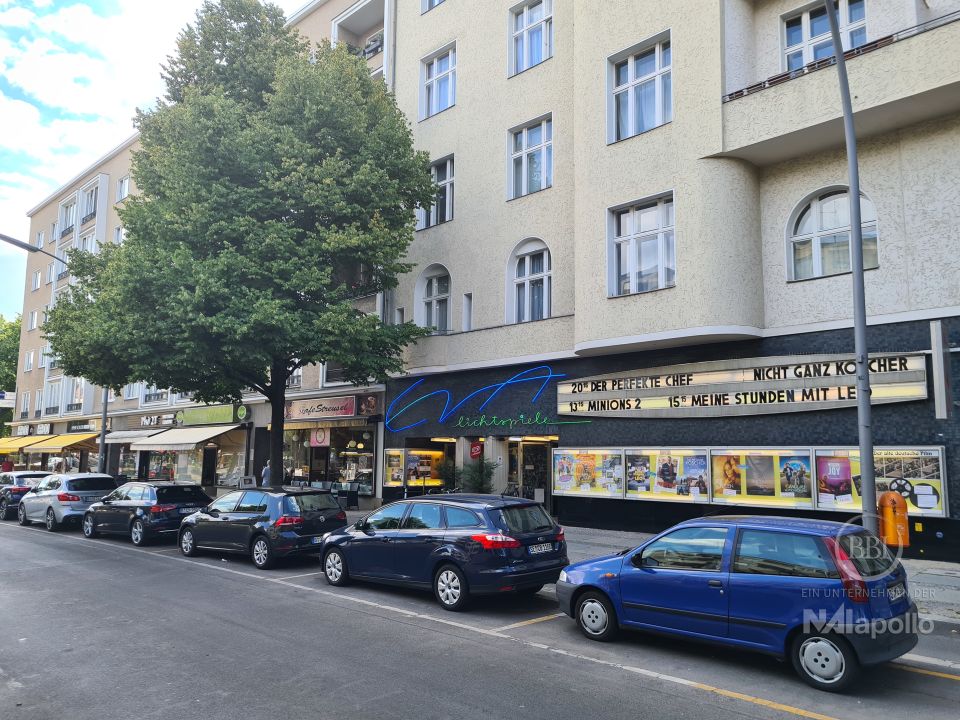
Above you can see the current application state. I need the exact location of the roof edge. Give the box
[285,0,332,28]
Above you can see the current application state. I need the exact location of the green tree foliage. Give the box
[0,315,20,437]
[45,0,434,482]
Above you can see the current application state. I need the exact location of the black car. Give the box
[0,471,49,520]
[319,495,568,611]
[83,482,212,546]
[178,487,347,570]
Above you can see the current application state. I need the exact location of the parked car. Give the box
[556,516,918,691]
[0,471,49,520]
[320,494,568,611]
[17,473,119,531]
[82,481,211,545]
[178,487,347,569]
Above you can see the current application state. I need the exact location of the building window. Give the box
[286,365,303,388]
[422,45,456,119]
[394,307,405,325]
[416,265,451,333]
[35,230,44,247]
[35,391,42,415]
[417,157,455,230]
[64,377,83,412]
[44,380,61,414]
[114,226,126,244]
[55,244,70,279]
[142,385,168,404]
[38,345,47,369]
[27,310,38,330]
[32,271,41,291]
[20,390,30,417]
[784,0,866,71]
[323,361,349,385]
[610,194,675,296]
[610,36,672,143]
[24,351,34,372]
[462,293,473,331]
[60,202,76,237]
[46,262,55,284]
[422,0,445,11]
[78,233,97,255]
[123,382,140,400]
[509,239,551,323]
[788,189,877,281]
[81,186,97,224]
[511,0,553,75]
[510,115,552,198]
[117,176,130,202]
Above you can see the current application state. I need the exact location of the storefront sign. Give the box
[140,414,176,427]
[470,441,483,460]
[557,354,927,418]
[286,396,356,421]
[67,420,98,433]
[387,366,590,433]
[175,404,248,426]
[15,425,31,436]
[309,428,330,447]
[35,423,52,434]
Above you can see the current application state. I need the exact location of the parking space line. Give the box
[691,685,838,720]
[276,571,325,580]
[900,653,960,671]
[494,612,565,632]
[891,664,960,682]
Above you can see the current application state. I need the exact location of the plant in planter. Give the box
[461,458,500,494]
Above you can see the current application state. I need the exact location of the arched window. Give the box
[415,264,452,333]
[507,239,551,323]
[788,189,878,281]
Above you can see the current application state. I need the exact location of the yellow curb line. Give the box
[494,612,565,631]
[692,683,839,720]
[892,664,960,682]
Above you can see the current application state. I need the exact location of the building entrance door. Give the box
[518,442,551,502]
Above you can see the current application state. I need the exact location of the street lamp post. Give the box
[823,1,877,532]
[0,233,111,474]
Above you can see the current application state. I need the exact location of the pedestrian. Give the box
[261,461,271,488]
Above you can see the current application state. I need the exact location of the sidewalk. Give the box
[346,511,960,624]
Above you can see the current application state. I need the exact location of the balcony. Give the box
[45,406,60,415]
[19,411,28,419]
[80,211,96,226]
[57,271,69,281]
[334,0,385,73]
[143,391,168,403]
[60,224,74,239]
[719,11,960,166]
[65,402,82,412]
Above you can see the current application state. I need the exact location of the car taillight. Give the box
[275,515,304,528]
[11,486,31,493]
[149,504,176,514]
[57,493,81,502]
[824,536,869,603]
[556,527,565,543]
[470,533,521,549]
[335,511,347,521]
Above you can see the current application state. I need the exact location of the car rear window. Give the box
[156,485,211,503]
[838,530,897,577]
[284,494,339,513]
[494,504,554,534]
[67,477,117,492]
[1,474,46,485]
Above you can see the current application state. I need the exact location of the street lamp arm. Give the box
[0,233,60,261]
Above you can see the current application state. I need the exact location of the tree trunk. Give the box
[268,363,286,488]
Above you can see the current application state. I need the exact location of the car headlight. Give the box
[558,570,568,583]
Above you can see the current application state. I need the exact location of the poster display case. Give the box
[710,449,814,509]
[553,449,624,498]
[624,449,710,502]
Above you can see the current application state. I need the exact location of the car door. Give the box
[343,502,408,579]
[115,484,145,532]
[393,503,445,585]
[191,492,242,550]
[221,491,268,551]
[618,526,731,639]
[30,476,59,520]
[92,485,124,531]
[727,529,841,652]
[22,476,51,519]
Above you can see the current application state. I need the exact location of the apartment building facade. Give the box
[6,0,960,552]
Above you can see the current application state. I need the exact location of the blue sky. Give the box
[0,0,305,321]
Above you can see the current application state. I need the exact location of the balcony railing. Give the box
[60,224,74,239]
[143,391,168,403]
[19,411,28,419]
[45,406,60,415]
[66,402,82,412]
[57,271,69,281]
[34,410,41,418]
[723,10,960,103]
[80,211,96,226]
[364,31,384,59]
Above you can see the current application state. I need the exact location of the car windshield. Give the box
[494,504,554,534]
[67,477,117,492]
[838,530,897,577]
[156,486,211,503]
[284,494,339,513]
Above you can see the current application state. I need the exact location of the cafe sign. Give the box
[557,353,927,419]
[286,396,356,421]
[67,419,99,433]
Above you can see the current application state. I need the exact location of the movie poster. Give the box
[383,449,404,487]
[625,450,709,502]
[553,449,623,498]
[712,450,814,509]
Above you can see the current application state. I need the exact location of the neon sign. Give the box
[386,365,589,433]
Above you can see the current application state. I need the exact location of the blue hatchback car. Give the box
[320,495,567,611]
[556,516,918,691]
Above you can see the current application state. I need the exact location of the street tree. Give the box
[0,315,20,437]
[45,0,434,484]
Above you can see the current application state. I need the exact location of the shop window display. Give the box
[284,426,377,496]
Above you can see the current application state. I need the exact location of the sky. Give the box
[0,0,306,321]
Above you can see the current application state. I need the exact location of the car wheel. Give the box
[130,519,148,546]
[323,548,349,586]
[791,631,860,692]
[0,498,10,521]
[576,590,619,642]
[251,536,273,570]
[45,508,59,532]
[180,528,198,557]
[434,564,469,612]
[17,504,30,526]
[82,513,98,538]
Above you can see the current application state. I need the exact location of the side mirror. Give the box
[207,507,220,516]
[355,519,368,532]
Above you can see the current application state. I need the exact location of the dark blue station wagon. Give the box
[320,495,567,611]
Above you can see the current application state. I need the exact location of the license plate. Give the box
[311,536,322,544]
[529,543,552,555]
[179,507,195,514]
[888,582,906,602]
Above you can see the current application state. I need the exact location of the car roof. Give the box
[2,471,49,477]
[262,486,332,496]
[678,515,855,536]
[404,494,542,509]
[128,481,202,488]
[61,473,115,479]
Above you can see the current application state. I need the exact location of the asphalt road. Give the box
[1,522,959,720]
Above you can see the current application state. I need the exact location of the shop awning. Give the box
[103,429,164,445]
[0,435,54,453]
[129,424,241,452]
[22,433,100,454]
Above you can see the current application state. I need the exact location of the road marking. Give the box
[691,685,838,720]
[276,570,325,580]
[494,612,565,631]
[892,664,960,682]
[900,653,960,671]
